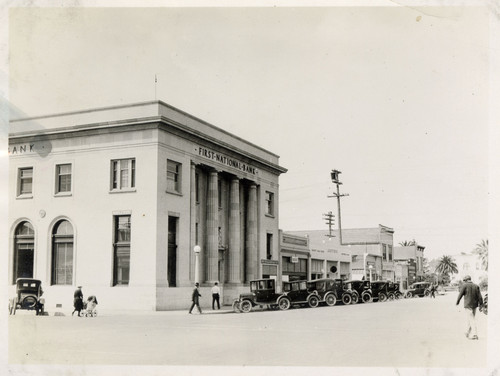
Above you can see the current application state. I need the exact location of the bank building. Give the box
[8,101,287,312]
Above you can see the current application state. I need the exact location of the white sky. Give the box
[4,5,493,260]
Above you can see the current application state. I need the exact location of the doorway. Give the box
[167,216,177,287]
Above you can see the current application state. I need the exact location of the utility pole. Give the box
[323,211,335,238]
[328,170,349,245]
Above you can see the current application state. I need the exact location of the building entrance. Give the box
[168,217,177,287]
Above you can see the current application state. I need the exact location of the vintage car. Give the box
[369,281,397,302]
[233,278,320,313]
[9,278,45,315]
[343,280,372,303]
[405,282,432,298]
[390,282,404,299]
[307,278,353,306]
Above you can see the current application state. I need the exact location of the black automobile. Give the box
[369,281,396,302]
[233,279,320,313]
[405,282,432,298]
[307,278,353,306]
[390,282,404,299]
[9,278,45,316]
[343,280,372,303]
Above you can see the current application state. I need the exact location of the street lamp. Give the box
[369,265,373,282]
[194,245,201,284]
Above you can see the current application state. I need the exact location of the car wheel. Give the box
[232,300,241,313]
[405,291,413,299]
[342,294,352,305]
[325,294,337,306]
[278,297,291,310]
[361,292,372,303]
[395,292,402,300]
[308,295,319,308]
[352,293,359,304]
[239,300,252,313]
[378,293,387,302]
[388,293,395,301]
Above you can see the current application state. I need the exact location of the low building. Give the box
[284,230,352,281]
[394,243,425,284]
[279,231,309,282]
[448,252,487,285]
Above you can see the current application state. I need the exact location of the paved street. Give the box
[8,292,487,368]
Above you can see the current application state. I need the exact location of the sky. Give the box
[3,4,494,261]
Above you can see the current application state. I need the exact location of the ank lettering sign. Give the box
[8,143,35,155]
[196,146,258,175]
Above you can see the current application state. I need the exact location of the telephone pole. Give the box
[328,170,349,245]
[323,211,335,238]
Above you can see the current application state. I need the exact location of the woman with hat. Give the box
[72,286,84,317]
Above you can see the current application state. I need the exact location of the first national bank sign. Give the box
[197,146,258,175]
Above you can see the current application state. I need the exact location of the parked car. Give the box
[343,280,372,303]
[232,278,320,313]
[369,281,396,302]
[9,278,45,316]
[307,278,353,306]
[405,282,432,298]
[390,282,404,299]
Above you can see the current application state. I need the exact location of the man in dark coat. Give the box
[188,283,202,314]
[456,275,483,340]
[72,286,84,317]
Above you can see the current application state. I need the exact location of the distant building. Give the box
[279,230,351,283]
[448,252,487,285]
[393,243,425,284]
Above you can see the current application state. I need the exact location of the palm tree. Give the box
[399,239,416,246]
[473,239,488,271]
[435,255,458,284]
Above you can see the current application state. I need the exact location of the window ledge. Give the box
[16,194,33,200]
[54,192,72,198]
[109,189,137,194]
[166,190,182,196]
[265,213,275,219]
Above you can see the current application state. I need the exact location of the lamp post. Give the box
[194,245,201,284]
[369,265,373,282]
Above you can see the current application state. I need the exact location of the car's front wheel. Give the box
[325,293,337,306]
[361,292,372,303]
[378,293,388,302]
[405,291,413,299]
[278,297,291,311]
[388,293,395,301]
[232,300,241,313]
[239,300,253,313]
[342,294,352,305]
[308,295,319,308]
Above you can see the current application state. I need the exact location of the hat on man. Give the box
[195,282,200,287]
[462,275,471,282]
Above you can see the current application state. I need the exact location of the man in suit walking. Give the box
[188,282,202,314]
[456,275,483,340]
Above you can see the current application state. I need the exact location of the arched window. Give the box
[52,220,74,285]
[13,221,35,283]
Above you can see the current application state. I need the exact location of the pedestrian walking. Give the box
[430,283,437,298]
[188,282,202,314]
[72,286,84,317]
[456,275,483,340]
[211,282,221,310]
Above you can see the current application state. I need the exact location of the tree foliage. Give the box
[435,255,459,277]
[473,239,488,271]
[399,239,416,246]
